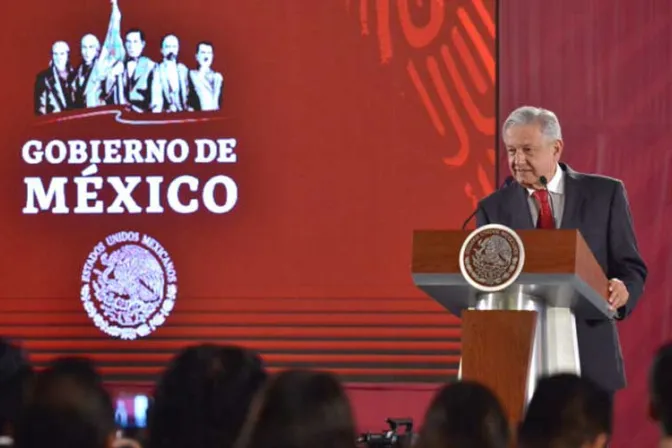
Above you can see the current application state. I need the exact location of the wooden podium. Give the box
[411,229,613,426]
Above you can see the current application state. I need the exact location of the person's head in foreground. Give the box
[649,341,672,444]
[0,338,33,438]
[47,355,102,386]
[414,380,510,448]
[148,343,267,448]
[234,369,357,448]
[13,356,115,448]
[518,373,612,448]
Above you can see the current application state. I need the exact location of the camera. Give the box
[357,418,415,448]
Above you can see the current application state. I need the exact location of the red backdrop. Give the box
[499,0,672,445]
[0,0,496,400]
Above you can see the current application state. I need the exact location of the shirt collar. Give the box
[526,163,564,196]
[0,436,13,446]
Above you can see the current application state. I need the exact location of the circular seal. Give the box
[459,224,525,292]
[80,231,177,340]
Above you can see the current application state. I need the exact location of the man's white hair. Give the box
[81,34,101,50]
[502,106,562,141]
[52,41,69,53]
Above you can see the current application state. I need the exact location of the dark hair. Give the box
[196,41,215,52]
[147,344,267,448]
[415,381,509,448]
[14,356,115,448]
[125,28,146,42]
[48,356,101,386]
[0,339,33,434]
[235,369,357,448]
[518,373,612,448]
[650,341,672,435]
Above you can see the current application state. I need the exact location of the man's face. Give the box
[51,41,69,71]
[505,123,563,189]
[162,35,179,61]
[196,44,213,68]
[125,32,145,59]
[80,34,99,65]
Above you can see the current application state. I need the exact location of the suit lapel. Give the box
[560,165,585,229]
[503,183,534,229]
[128,58,145,92]
[179,64,189,108]
[50,68,67,110]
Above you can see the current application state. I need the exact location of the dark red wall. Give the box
[499,1,672,445]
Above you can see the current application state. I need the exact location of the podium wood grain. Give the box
[461,310,537,427]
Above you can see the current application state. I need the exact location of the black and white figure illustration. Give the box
[34,41,76,115]
[151,34,189,113]
[104,29,156,112]
[188,42,224,111]
[33,0,224,117]
[72,34,104,109]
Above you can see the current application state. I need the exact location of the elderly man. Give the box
[475,106,647,397]
[34,41,75,115]
[151,34,189,113]
[72,34,102,108]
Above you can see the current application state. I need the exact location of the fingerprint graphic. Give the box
[346,0,497,205]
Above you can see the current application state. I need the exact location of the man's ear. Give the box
[553,139,564,159]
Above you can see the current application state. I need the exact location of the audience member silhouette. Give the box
[518,373,612,448]
[414,381,509,448]
[0,339,34,444]
[649,341,672,447]
[147,344,267,448]
[13,356,115,448]
[234,369,357,448]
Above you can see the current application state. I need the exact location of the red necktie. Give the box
[532,190,555,229]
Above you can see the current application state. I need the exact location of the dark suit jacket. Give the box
[475,163,647,392]
[105,57,156,113]
[151,61,189,113]
[34,66,75,115]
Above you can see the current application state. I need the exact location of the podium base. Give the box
[457,289,581,423]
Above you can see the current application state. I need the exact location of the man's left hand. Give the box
[608,278,629,311]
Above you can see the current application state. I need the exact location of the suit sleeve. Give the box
[150,68,163,113]
[218,73,224,109]
[34,75,46,115]
[607,181,647,319]
[475,204,490,228]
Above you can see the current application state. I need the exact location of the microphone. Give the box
[501,175,515,189]
[539,175,557,228]
[461,176,515,230]
[461,209,479,231]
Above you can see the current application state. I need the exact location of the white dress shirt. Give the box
[526,164,565,228]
